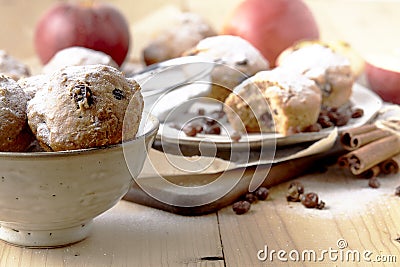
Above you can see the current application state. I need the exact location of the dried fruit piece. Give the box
[286,181,304,202]
[301,192,319,208]
[255,187,269,200]
[112,88,125,100]
[368,177,380,189]
[244,193,257,203]
[232,200,251,215]
[71,82,93,109]
[351,108,364,118]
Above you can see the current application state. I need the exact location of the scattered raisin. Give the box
[204,124,221,135]
[334,113,350,126]
[244,193,257,203]
[395,186,400,197]
[303,123,322,133]
[204,118,217,126]
[351,108,364,118]
[232,201,251,215]
[286,181,304,202]
[301,192,319,208]
[255,187,269,200]
[318,115,334,128]
[182,125,197,137]
[197,108,205,116]
[368,177,380,189]
[316,201,325,210]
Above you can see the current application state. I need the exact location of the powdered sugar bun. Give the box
[224,68,321,136]
[277,44,354,108]
[27,64,143,151]
[184,35,269,101]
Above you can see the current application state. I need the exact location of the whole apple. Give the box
[34,1,130,66]
[222,0,319,67]
[365,53,400,104]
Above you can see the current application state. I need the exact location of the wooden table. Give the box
[0,165,399,267]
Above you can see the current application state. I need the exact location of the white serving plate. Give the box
[157,83,383,150]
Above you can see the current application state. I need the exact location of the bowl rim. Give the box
[0,112,159,158]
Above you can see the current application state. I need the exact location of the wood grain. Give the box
[218,167,400,266]
[0,201,223,267]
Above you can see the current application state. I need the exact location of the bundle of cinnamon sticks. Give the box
[338,123,400,178]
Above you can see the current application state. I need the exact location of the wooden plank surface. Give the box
[218,165,400,266]
[0,201,223,267]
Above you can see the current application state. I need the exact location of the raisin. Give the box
[318,115,334,128]
[112,88,125,100]
[303,123,322,133]
[316,200,325,210]
[197,108,205,116]
[301,192,319,208]
[368,177,380,189]
[244,193,257,203]
[204,124,221,135]
[334,110,350,126]
[71,82,93,109]
[395,186,400,196]
[204,118,217,126]
[255,187,269,200]
[351,108,364,118]
[286,181,304,202]
[232,201,251,215]
[236,59,248,66]
[182,125,197,137]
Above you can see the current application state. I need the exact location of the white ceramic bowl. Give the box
[0,113,159,247]
[130,56,214,122]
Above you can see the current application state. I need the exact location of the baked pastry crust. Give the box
[277,44,354,108]
[143,12,216,65]
[0,50,30,81]
[0,74,33,151]
[184,35,269,101]
[17,74,49,101]
[43,47,118,74]
[27,65,143,151]
[224,69,321,136]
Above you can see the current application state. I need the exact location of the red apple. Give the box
[222,0,319,67]
[365,52,400,104]
[34,1,130,66]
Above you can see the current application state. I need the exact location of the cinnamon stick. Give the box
[379,153,400,174]
[345,135,400,175]
[356,165,381,179]
[340,125,391,150]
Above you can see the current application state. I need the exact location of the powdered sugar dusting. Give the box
[274,166,399,219]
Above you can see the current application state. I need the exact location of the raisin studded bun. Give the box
[0,74,34,151]
[142,12,216,66]
[0,50,30,81]
[276,43,354,108]
[184,35,269,102]
[17,74,49,101]
[42,47,119,74]
[27,65,143,151]
[224,68,321,136]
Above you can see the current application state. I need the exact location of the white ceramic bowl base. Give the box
[0,113,159,248]
[0,220,93,248]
